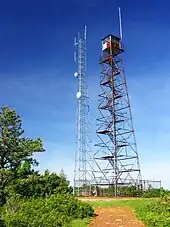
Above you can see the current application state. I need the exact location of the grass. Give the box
[71,218,91,227]
[87,198,159,209]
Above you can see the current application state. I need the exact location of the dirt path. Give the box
[88,207,145,227]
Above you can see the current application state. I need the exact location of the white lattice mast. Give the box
[73,26,94,196]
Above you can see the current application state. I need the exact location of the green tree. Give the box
[0,106,44,204]
[6,168,73,199]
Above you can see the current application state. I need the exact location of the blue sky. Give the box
[0,0,170,188]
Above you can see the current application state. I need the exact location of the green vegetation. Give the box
[76,185,165,198]
[71,218,91,227]
[135,190,170,227]
[0,106,44,205]
[75,185,143,197]
[141,188,162,198]
[87,198,157,209]
[0,106,94,226]
[2,194,94,226]
[136,201,170,227]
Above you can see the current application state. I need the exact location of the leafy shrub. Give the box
[141,188,161,198]
[45,194,94,219]
[1,194,94,227]
[136,201,170,227]
[162,194,170,203]
[6,170,73,201]
[160,188,170,199]
[119,185,142,197]
[0,206,5,227]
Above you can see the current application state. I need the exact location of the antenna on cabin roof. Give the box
[118,7,123,40]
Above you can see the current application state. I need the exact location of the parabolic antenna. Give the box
[76,91,81,99]
[74,72,79,77]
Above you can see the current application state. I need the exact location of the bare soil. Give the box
[88,207,145,227]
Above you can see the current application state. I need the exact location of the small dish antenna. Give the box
[74,72,79,77]
[76,91,81,99]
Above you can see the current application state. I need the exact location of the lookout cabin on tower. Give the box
[101,34,124,62]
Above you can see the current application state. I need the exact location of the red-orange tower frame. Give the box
[93,34,142,196]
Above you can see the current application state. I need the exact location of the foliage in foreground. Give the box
[136,201,170,227]
[71,218,90,227]
[0,106,94,227]
[135,191,170,227]
[1,194,94,227]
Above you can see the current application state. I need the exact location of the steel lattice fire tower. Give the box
[73,27,94,196]
[93,33,142,195]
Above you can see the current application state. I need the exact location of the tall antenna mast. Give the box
[73,26,94,196]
